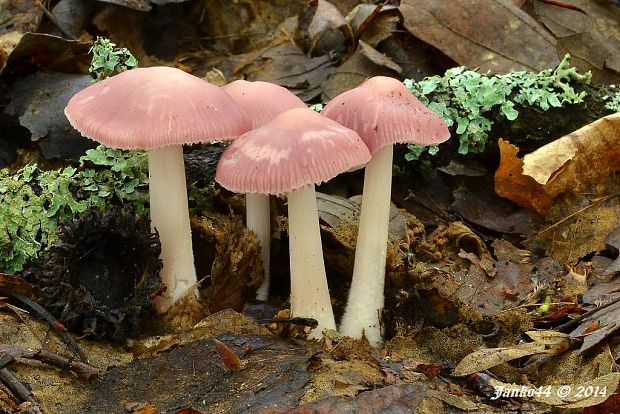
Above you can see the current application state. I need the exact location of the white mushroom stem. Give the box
[339,144,393,346]
[246,193,271,300]
[287,184,336,339]
[149,145,197,313]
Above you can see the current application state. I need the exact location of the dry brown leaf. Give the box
[301,0,353,57]
[426,389,485,411]
[213,338,244,372]
[281,384,426,413]
[497,114,620,262]
[526,330,571,346]
[0,0,43,72]
[320,40,401,100]
[522,113,620,188]
[488,372,620,408]
[452,342,546,377]
[495,139,553,215]
[570,299,620,354]
[244,41,335,102]
[399,0,558,72]
[497,113,620,215]
[532,0,620,83]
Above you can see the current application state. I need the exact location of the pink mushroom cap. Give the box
[321,76,450,154]
[64,66,249,149]
[216,108,371,195]
[222,80,306,129]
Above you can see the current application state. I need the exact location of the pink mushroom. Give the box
[322,76,450,346]
[216,107,370,339]
[222,80,306,300]
[65,66,249,312]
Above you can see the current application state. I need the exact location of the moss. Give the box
[404,54,592,158]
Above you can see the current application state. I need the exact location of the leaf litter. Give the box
[1,1,620,413]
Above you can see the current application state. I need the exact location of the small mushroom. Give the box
[216,108,370,339]
[65,66,249,312]
[322,76,450,346]
[222,80,306,300]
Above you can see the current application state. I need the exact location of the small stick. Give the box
[0,345,99,380]
[0,353,41,410]
[3,292,88,362]
[556,297,620,333]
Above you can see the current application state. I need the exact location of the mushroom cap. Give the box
[216,108,371,195]
[321,76,450,154]
[65,66,249,150]
[222,80,306,128]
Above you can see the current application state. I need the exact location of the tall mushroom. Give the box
[222,80,306,300]
[322,76,450,346]
[65,66,249,312]
[216,108,370,339]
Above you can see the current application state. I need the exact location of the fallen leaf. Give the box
[214,338,243,372]
[494,139,553,215]
[297,0,353,58]
[4,72,95,159]
[452,342,546,376]
[51,0,94,39]
[92,4,149,63]
[415,363,442,380]
[245,41,335,102]
[581,388,620,414]
[532,0,620,83]
[496,113,620,215]
[603,227,620,275]
[0,33,90,79]
[0,0,43,72]
[583,320,601,335]
[488,372,620,408]
[399,0,558,72]
[451,183,540,237]
[266,383,427,413]
[570,299,620,354]
[526,330,571,346]
[320,40,401,101]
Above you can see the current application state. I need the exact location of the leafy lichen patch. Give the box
[404,54,592,158]
[0,145,148,274]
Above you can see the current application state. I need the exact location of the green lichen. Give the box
[89,36,138,82]
[308,103,324,112]
[404,54,592,159]
[0,146,148,274]
[602,85,620,112]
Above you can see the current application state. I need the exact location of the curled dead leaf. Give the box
[453,342,546,377]
[496,113,620,215]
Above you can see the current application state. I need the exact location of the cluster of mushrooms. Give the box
[64,66,450,347]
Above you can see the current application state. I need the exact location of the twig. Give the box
[1,291,88,362]
[0,353,41,410]
[0,345,99,380]
[523,195,617,243]
[494,301,577,314]
[556,296,620,333]
[34,0,78,40]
